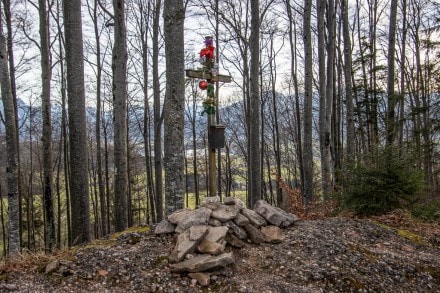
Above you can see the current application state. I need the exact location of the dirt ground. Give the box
[0,213,439,292]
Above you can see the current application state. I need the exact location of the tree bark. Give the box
[113,0,129,231]
[386,0,398,146]
[0,33,20,256]
[341,0,354,158]
[302,0,314,204]
[249,0,261,207]
[39,0,56,250]
[153,0,163,222]
[62,0,91,245]
[163,0,185,215]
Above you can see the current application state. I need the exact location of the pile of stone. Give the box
[154,197,297,277]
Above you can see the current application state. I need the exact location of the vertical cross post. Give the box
[185,36,231,198]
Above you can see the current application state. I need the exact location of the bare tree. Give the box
[113,0,129,231]
[62,0,91,245]
[302,0,313,204]
[38,0,56,251]
[0,32,20,256]
[341,0,354,158]
[386,0,398,146]
[163,0,185,214]
[249,0,261,207]
[153,0,163,221]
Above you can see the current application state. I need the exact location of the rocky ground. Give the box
[0,216,439,292]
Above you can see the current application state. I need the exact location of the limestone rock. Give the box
[170,252,234,273]
[260,225,285,243]
[188,273,210,286]
[225,233,245,248]
[241,208,267,227]
[224,221,248,239]
[233,213,250,226]
[45,260,59,274]
[197,240,225,255]
[205,226,229,243]
[208,218,223,227]
[201,196,222,210]
[154,220,176,234]
[211,204,241,222]
[175,207,212,233]
[168,209,192,224]
[170,228,208,263]
[189,225,209,241]
[254,200,297,227]
[243,224,265,244]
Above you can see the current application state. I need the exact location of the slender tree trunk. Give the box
[153,0,163,221]
[303,0,314,204]
[398,0,407,150]
[92,0,107,236]
[0,33,20,256]
[62,0,91,245]
[139,0,156,224]
[113,0,128,231]
[386,0,398,146]
[285,0,304,195]
[2,0,22,255]
[39,0,56,251]
[249,0,261,207]
[163,0,185,215]
[341,0,354,158]
[321,0,336,198]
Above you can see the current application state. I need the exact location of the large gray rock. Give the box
[225,233,245,248]
[170,252,235,273]
[224,221,248,240]
[233,213,250,226]
[211,204,241,222]
[260,225,285,243]
[174,208,212,233]
[200,196,222,210]
[254,200,297,227]
[208,218,223,227]
[189,225,209,241]
[168,209,192,224]
[241,208,267,227]
[243,224,265,244]
[154,220,176,234]
[205,226,229,243]
[197,240,225,255]
[169,227,208,263]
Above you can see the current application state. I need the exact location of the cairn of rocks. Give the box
[154,197,297,276]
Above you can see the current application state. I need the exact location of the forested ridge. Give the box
[0,0,439,262]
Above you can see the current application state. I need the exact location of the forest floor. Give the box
[0,211,439,293]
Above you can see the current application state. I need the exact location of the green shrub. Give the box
[410,200,440,224]
[340,148,424,215]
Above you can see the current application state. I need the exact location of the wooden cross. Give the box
[185,36,232,198]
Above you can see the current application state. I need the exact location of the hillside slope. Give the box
[0,217,439,292]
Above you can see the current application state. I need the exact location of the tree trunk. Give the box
[341,0,354,158]
[92,0,107,236]
[386,0,398,146]
[62,0,91,245]
[39,0,56,251]
[0,33,20,256]
[113,0,129,231]
[153,0,163,222]
[249,0,261,207]
[302,0,314,204]
[163,0,185,215]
